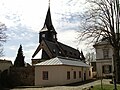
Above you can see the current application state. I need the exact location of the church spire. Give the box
[39,0,57,43]
[40,0,56,33]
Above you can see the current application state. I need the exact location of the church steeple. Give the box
[39,1,57,43]
[42,6,55,32]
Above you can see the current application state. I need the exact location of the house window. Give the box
[103,49,109,59]
[43,71,48,80]
[102,65,112,74]
[73,71,76,79]
[79,71,81,78]
[67,71,70,80]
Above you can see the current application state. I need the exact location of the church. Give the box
[32,2,92,86]
[32,4,85,65]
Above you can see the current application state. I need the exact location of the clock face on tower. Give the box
[42,34,45,38]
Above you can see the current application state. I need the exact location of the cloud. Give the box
[58,30,77,47]
[2,43,39,64]
[6,45,17,51]
[57,30,88,52]
[0,56,15,64]
[0,0,92,64]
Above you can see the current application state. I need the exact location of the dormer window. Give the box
[59,51,61,54]
[74,53,77,56]
[70,52,72,55]
[53,49,56,53]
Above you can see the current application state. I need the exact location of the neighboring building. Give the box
[0,59,12,72]
[32,5,85,65]
[93,39,113,78]
[35,57,92,86]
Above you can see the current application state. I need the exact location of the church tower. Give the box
[39,2,57,43]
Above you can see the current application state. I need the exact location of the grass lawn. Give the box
[91,84,120,90]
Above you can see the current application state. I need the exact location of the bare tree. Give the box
[0,22,7,57]
[76,0,119,89]
[85,52,95,64]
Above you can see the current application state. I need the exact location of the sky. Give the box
[0,0,92,64]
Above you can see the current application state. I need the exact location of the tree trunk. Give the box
[113,48,120,82]
[116,49,120,83]
[113,47,119,90]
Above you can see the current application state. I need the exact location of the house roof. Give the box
[35,57,90,67]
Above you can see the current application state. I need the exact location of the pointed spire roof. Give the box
[40,5,56,34]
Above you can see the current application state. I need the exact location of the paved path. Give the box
[11,79,111,90]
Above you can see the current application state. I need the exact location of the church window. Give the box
[73,71,76,79]
[42,34,45,38]
[43,71,48,80]
[79,71,81,78]
[67,71,70,80]
[103,49,109,59]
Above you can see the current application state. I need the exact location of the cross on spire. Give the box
[49,0,50,7]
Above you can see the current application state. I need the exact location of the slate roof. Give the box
[35,56,90,67]
[40,6,56,34]
[44,40,80,58]
[32,40,80,59]
[58,42,80,56]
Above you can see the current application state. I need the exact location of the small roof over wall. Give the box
[0,59,12,64]
[35,56,90,67]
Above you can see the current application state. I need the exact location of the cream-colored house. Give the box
[93,40,113,78]
[35,57,92,86]
[0,59,12,72]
